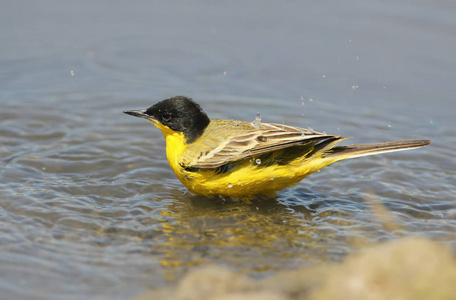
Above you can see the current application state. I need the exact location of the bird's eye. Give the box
[162,113,172,123]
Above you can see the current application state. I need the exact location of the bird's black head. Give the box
[125,96,210,144]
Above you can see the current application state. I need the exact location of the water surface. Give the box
[1,1,455,299]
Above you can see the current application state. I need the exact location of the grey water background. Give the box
[1,0,455,299]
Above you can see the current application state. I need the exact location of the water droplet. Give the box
[387,122,392,128]
[223,70,227,75]
[251,112,261,127]
[309,97,314,102]
[352,85,359,90]
[86,49,95,57]
[322,74,326,78]
[301,96,305,106]
[356,55,360,60]
[255,159,261,165]
[70,70,75,76]
[228,183,233,188]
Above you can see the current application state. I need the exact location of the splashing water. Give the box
[251,112,261,127]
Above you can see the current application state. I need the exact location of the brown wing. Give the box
[179,119,345,169]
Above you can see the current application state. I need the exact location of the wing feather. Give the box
[179,119,344,169]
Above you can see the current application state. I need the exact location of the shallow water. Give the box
[1,0,456,299]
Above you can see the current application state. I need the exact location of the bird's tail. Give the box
[322,139,430,161]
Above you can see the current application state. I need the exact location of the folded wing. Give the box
[179,120,344,169]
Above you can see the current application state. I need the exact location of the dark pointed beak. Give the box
[123,109,150,119]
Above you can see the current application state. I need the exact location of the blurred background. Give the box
[1,0,455,299]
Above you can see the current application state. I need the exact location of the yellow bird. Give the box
[124,96,430,199]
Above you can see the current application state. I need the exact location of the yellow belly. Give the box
[174,157,328,198]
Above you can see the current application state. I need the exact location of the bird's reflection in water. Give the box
[154,189,364,281]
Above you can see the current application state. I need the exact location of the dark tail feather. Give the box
[323,140,430,160]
